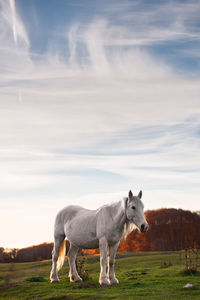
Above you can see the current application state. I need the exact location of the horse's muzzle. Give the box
[140,223,149,233]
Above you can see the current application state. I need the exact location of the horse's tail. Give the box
[57,239,66,271]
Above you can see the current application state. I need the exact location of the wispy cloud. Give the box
[0,0,200,247]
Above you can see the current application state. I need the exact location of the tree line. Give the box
[0,242,70,263]
[1,208,200,262]
[118,208,200,252]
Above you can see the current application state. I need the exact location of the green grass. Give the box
[0,252,200,299]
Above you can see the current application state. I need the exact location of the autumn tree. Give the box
[119,209,200,252]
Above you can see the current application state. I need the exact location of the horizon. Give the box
[0,0,200,248]
[3,206,200,251]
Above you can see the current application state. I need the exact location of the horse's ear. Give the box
[128,190,133,199]
[138,190,142,199]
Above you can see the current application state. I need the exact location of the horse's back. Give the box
[58,205,81,220]
[57,205,96,222]
[55,205,97,233]
[55,205,99,248]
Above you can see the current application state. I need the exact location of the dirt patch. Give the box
[72,283,98,289]
[3,279,25,289]
[9,281,25,287]
[25,276,47,282]
[126,270,147,280]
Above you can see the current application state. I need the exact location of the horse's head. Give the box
[125,190,149,233]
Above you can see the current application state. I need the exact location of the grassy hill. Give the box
[0,252,200,299]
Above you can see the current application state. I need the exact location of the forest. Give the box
[1,208,200,262]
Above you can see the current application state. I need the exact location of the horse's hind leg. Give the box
[68,243,82,283]
[50,234,65,282]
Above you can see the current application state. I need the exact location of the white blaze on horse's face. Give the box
[126,190,149,233]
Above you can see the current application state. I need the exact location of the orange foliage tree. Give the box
[119,209,200,252]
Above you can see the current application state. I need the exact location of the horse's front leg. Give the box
[108,242,120,285]
[99,237,110,286]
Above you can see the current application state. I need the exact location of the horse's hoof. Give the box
[109,278,119,285]
[70,276,83,283]
[74,278,83,283]
[50,278,59,283]
[99,279,110,287]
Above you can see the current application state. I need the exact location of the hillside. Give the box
[0,252,200,299]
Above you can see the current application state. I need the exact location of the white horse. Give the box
[50,190,149,286]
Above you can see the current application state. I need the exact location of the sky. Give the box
[0,0,200,248]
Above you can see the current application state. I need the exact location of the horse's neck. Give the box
[110,200,127,230]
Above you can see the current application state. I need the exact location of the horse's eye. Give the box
[132,206,136,210]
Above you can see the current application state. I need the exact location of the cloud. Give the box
[0,0,200,247]
[87,0,200,48]
[0,0,29,47]
[0,0,199,165]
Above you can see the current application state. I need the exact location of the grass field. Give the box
[0,252,200,299]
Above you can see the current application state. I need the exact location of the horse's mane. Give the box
[121,197,137,240]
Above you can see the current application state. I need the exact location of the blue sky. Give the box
[0,0,200,248]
